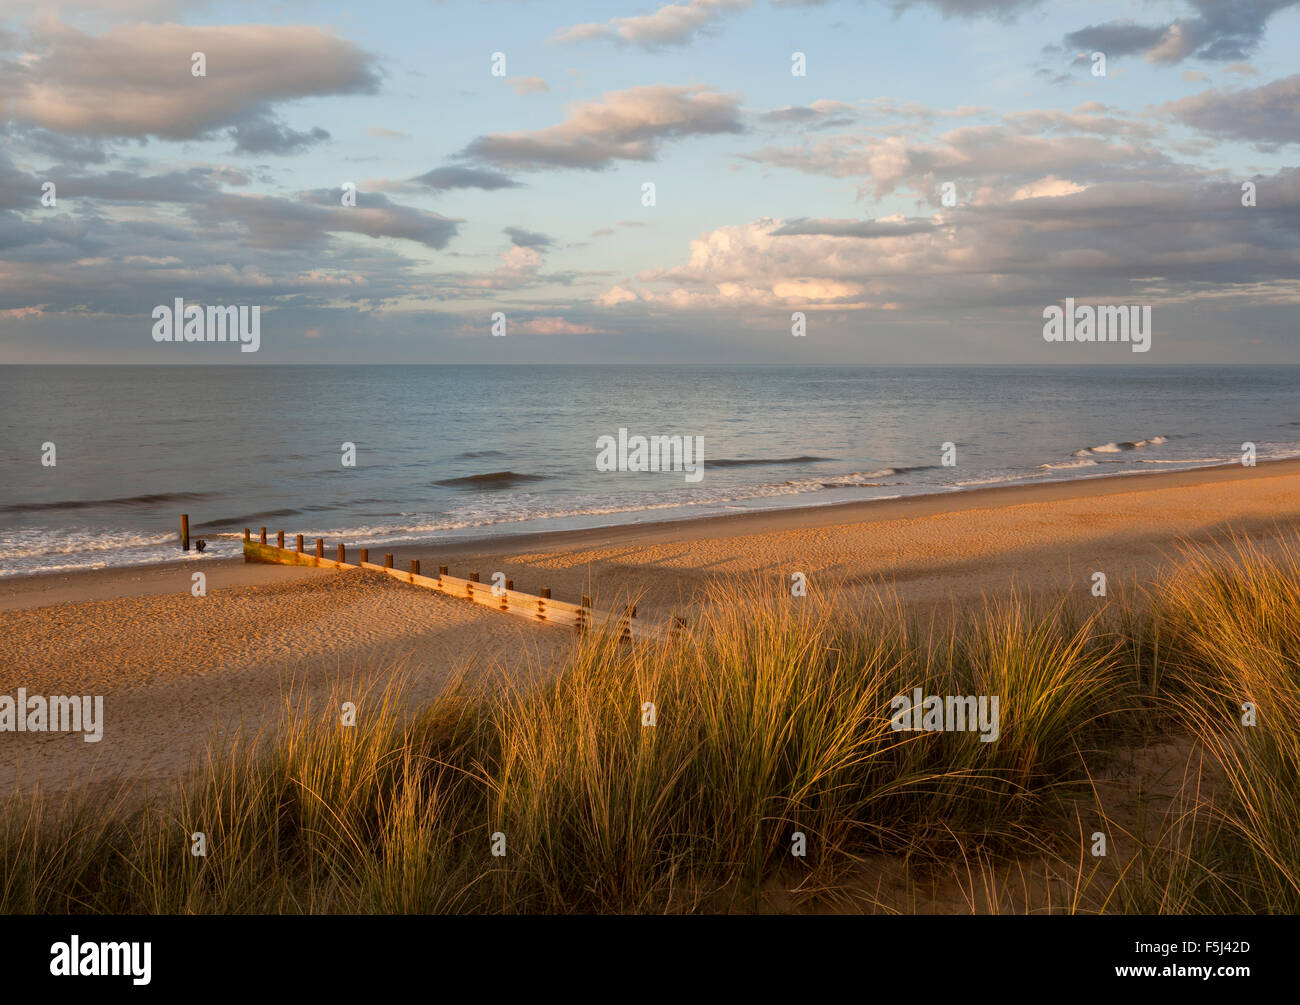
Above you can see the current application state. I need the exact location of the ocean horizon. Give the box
[4,363,1299,577]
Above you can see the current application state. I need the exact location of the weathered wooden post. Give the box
[360,548,369,565]
[338,544,346,564]
[438,565,448,577]
[260,527,267,545]
[384,554,393,569]
[538,586,550,621]
[315,538,324,559]
[540,587,551,598]
[277,530,284,549]
[296,534,304,553]
[410,559,420,577]
[470,571,480,582]
[180,514,190,552]
[244,528,250,543]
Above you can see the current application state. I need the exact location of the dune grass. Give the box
[2,536,1298,914]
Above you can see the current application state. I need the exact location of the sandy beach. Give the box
[5,458,1300,800]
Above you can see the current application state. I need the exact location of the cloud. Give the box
[3,0,216,18]
[229,119,330,154]
[45,166,242,203]
[551,0,1050,53]
[743,120,1175,200]
[1009,175,1087,200]
[410,165,522,190]
[0,153,243,209]
[758,100,859,130]
[1163,75,1300,147]
[511,316,604,334]
[0,19,379,150]
[462,84,744,170]
[504,226,553,248]
[193,191,462,250]
[452,245,547,290]
[888,0,1045,17]
[768,217,938,237]
[551,0,753,49]
[549,23,615,45]
[507,76,549,95]
[3,125,111,164]
[598,169,1300,312]
[1060,1,1299,65]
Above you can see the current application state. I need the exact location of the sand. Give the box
[5,458,1300,800]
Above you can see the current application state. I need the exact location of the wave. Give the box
[1040,458,1099,470]
[455,450,506,459]
[0,530,174,560]
[0,491,214,514]
[194,508,301,528]
[708,455,834,468]
[1072,435,1168,457]
[781,469,899,490]
[871,465,937,476]
[434,470,548,489]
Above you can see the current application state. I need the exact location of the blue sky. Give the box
[2,0,1299,363]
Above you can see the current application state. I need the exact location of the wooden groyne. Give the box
[241,527,672,643]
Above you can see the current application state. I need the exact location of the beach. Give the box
[5,457,1300,800]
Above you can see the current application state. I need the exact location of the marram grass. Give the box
[3,539,1299,913]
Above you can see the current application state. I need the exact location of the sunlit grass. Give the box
[3,536,1298,913]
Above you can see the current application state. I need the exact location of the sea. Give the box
[3,364,1299,577]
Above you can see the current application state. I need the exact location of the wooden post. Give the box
[384,554,393,569]
[244,527,250,543]
[438,565,448,577]
[582,594,592,608]
[338,544,346,564]
[277,530,284,549]
[470,571,480,582]
[260,527,267,545]
[410,559,420,577]
[296,534,304,553]
[180,514,190,552]
[537,587,549,621]
[540,587,551,598]
[360,548,369,565]
[505,579,513,591]
[315,538,323,559]
[501,579,512,610]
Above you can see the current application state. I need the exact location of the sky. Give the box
[1,0,1298,364]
